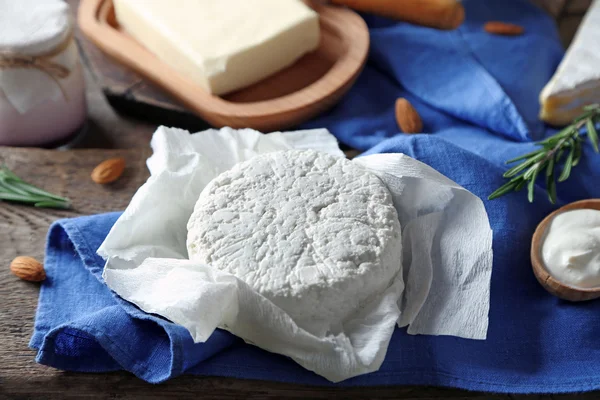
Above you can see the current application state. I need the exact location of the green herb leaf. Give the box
[0,165,71,209]
[34,200,70,209]
[489,104,600,203]
[574,112,593,123]
[573,140,582,166]
[0,178,29,196]
[587,118,599,153]
[515,178,528,192]
[546,153,555,177]
[503,153,544,178]
[10,180,69,202]
[527,169,538,203]
[546,166,557,204]
[0,192,47,203]
[556,148,565,163]
[522,164,539,180]
[558,141,575,182]
[505,148,544,164]
[488,180,519,200]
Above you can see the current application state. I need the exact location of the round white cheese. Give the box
[187,150,402,329]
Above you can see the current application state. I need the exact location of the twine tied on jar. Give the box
[0,30,73,100]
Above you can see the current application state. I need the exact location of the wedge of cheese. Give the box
[540,0,600,125]
[113,0,320,96]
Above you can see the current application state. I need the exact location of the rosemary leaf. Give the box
[527,169,538,203]
[556,148,565,163]
[0,192,48,203]
[34,200,70,209]
[503,162,530,179]
[0,179,29,196]
[574,111,594,123]
[488,180,520,200]
[546,153,555,177]
[573,140,582,166]
[515,178,527,192]
[10,180,69,202]
[523,163,540,180]
[587,119,599,153]
[0,165,71,209]
[505,148,544,164]
[489,104,600,203]
[0,167,20,181]
[559,141,575,182]
[539,127,573,145]
[546,167,557,204]
[503,153,544,178]
[539,136,560,146]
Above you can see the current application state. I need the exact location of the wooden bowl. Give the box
[77,0,369,132]
[531,199,600,302]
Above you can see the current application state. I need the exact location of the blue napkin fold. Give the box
[31,0,600,393]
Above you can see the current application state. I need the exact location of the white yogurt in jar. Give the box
[0,0,87,146]
[542,209,600,289]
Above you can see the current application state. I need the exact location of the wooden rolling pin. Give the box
[328,0,465,30]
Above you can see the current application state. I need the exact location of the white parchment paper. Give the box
[99,126,493,382]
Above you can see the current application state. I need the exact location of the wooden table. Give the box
[1,1,597,399]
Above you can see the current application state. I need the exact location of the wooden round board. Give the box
[77,0,370,132]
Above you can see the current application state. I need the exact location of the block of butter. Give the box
[113,0,320,96]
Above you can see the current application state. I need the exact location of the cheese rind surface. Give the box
[187,150,402,330]
[113,0,320,96]
[540,0,600,125]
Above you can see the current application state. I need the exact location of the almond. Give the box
[91,157,126,184]
[395,98,423,134]
[484,21,524,36]
[10,256,45,282]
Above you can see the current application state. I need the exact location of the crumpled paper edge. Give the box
[355,155,493,339]
[103,257,404,383]
[98,127,344,269]
[99,126,493,382]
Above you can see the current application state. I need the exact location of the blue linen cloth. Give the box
[30,0,600,393]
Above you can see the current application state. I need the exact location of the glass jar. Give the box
[0,0,87,146]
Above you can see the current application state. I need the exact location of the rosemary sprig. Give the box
[489,104,600,203]
[0,165,70,209]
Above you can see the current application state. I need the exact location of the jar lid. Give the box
[0,0,72,56]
